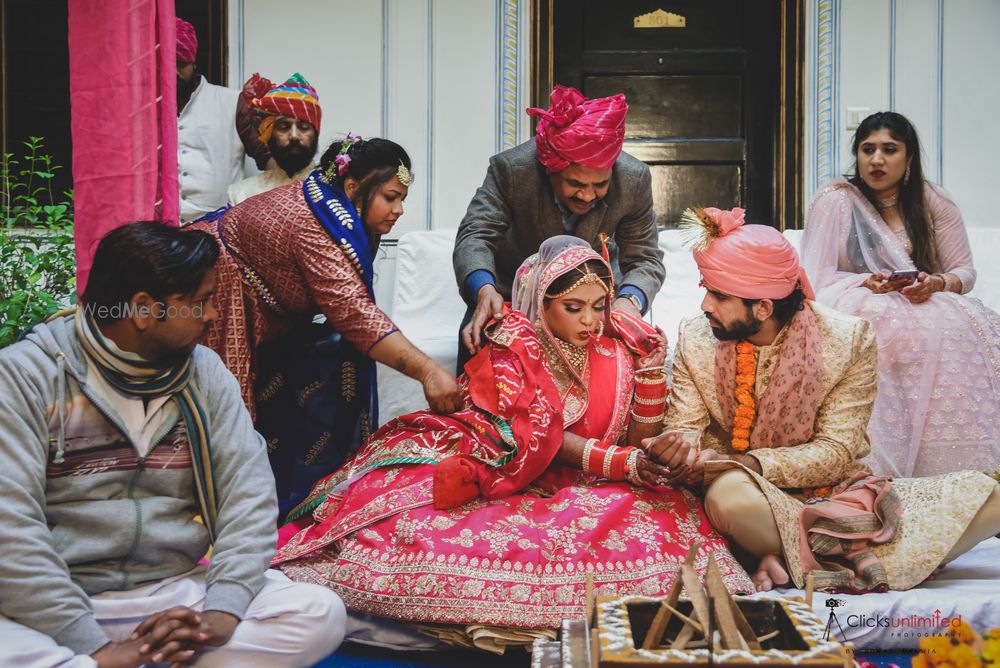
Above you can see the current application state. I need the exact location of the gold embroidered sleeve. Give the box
[751,320,876,488]
[662,327,711,434]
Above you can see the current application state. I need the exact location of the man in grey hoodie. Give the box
[0,222,345,667]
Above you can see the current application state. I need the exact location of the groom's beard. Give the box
[705,311,762,341]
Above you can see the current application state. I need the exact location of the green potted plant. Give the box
[1,136,75,347]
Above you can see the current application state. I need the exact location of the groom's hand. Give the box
[641,431,691,471]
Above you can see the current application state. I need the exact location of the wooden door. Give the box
[538,0,800,229]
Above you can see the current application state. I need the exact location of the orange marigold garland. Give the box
[731,341,757,451]
[910,620,1000,668]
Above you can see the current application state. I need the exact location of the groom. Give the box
[643,207,1000,592]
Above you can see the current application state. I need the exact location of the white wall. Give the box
[227,0,531,239]
[804,0,1000,228]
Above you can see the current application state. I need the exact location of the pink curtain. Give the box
[68,0,179,296]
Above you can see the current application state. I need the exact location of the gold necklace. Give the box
[556,338,589,373]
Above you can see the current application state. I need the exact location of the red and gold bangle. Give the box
[605,445,631,480]
[630,410,665,424]
[582,438,599,473]
[584,439,614,477]
[583,440,639,481]
[635,389,667,405]
[625,447,642,485]
[602,445,616,478]
[635,376,667,393]
[632,396,667,417]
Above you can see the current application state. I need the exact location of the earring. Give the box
[903,165,911,185]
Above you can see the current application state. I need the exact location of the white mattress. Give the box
[377,229,465,421]
[763,537,1000,650]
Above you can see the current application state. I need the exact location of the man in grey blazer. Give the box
[453,85,665,370]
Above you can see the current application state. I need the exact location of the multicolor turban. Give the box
[242,72,322,144]
[526,85,628,172]
[176,18,198,63]
[683,207,816,300]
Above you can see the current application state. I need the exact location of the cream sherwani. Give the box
[665,301,999,589]
[228,164,315,206]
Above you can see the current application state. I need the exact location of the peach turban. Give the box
[526,85,628,172]
[687,207,816,300]
[176,18,198,63]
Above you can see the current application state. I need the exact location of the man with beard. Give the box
[644,207,1000,597]
[228,73,322,206]
[176,18,270,223]
[0,222,346,666]
[453,85,664,371]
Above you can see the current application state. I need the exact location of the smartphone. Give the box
[887,269,920,283]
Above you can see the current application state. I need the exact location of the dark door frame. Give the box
[176,0,229,86]
[532,0,804,230]
[0,0,230,165]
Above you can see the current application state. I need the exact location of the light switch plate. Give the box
[847,107,870,131]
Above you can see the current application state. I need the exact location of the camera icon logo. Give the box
[822,598,848,641]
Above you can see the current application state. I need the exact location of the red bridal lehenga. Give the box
[271,245,753,647]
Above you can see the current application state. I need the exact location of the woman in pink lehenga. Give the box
[801,112,1000,477]
[272,236,752,648]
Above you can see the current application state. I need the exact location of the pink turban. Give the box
[688,207,816,300]
[526,85,628,172]
[176,18,198,63]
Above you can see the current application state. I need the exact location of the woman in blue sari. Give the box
[193,137,460,516]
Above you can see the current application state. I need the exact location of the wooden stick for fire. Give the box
[641,541,701,649]
[671,612,698,650]
[705,557,761,650]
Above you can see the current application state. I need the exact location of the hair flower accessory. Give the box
[679,206,747,251]
[327,133,363,179]
[334,154,352,176]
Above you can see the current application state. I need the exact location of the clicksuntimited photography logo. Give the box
[822,598,976,644]
[823,602,1000,668]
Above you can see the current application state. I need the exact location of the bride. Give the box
[271,236,752,648]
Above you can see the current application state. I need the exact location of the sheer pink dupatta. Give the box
[800,180,915,304]
[800,181,944,476]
